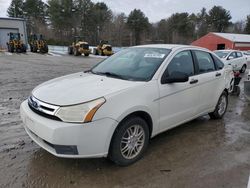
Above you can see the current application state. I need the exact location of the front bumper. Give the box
[20,100,118,158]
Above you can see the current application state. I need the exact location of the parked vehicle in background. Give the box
[95,40,113,56]
[68,36,90,56]
[214,50,247,73]
[242,51,250,63]
[20,45,230,166]
[6,32,26,53]
[29,34,48,53]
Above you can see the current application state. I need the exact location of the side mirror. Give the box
[227,56,234,60]
[161,71,189,84]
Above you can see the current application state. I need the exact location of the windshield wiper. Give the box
[94,71,126,80]
[84,69,93,73]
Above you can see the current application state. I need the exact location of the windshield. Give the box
[91,47,171,81]
[214,51,229,58]
[10,33,20,40]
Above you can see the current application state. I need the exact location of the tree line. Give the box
[7,0,250,46]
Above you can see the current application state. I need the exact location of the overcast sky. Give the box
[0,0,249,22]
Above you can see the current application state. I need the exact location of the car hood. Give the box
[32,72,142,106]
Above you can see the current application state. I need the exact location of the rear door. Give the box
[192,50,224,112]
[227,52,238,70]
[236,51,246,70]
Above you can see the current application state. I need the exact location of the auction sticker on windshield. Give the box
[144,54,165,58]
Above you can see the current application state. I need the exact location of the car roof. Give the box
[132,44,209,51]
[214,50,241,52]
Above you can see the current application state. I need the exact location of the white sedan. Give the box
[242,51,250,64]
[21,45,229,166]
[214,50,247,73]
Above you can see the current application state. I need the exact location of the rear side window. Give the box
[166,50,194,76]
[212,54,224,69]
[194,51,215,73]
[236,52,243,57]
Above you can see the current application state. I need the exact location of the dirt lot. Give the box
[0,52,250,188]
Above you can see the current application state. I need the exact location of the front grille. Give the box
[28,96,61,121]
[28,103,62,121]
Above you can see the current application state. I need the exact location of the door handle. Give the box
[216,72,221,77]
[190,79,198,84]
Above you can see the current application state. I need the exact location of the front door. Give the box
[158,50,200,131]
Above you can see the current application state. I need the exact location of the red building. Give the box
[191,32,250,51]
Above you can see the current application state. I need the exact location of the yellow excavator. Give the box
[6,32,27,53]
[95,40,113,56]
[29,34,48,53]
[68,36,90,56]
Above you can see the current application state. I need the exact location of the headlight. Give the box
[55,98,105,123]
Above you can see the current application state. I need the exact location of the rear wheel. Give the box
[109,116,149,166]
[33,46,37,53]
[209,91,228,119]
[240,64,247,73]
[22,45,26,53]
[84,53,89,56]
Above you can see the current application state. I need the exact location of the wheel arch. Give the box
[108,110,153,159]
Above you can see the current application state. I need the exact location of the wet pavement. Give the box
[0,52,249,188]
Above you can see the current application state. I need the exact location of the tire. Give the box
[33,46,37,53]
[68,47,73,55]
[98,49,102,56]
[84,53,89,56]
[240,65,247,73]
[22,45,26,53]
[74,48,80,56]
[10,45,14,53]
[108,116,149,166]
[209,91,228,119]
[43,45,48,53]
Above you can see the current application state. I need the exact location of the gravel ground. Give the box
[0,52,249,188]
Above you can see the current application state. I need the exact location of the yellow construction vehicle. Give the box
[95,40,113,56]
[29,34,48,53]
[6,32,27,53]
[68,36,90,56]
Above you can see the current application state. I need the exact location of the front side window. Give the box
[166,50,194,76]
[92,47,171,81]
[194,50,215,73]
[228,52,237,59]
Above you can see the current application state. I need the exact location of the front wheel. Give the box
[68,46,73,55]
[209,91,228,119]
[108,116,149,166]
